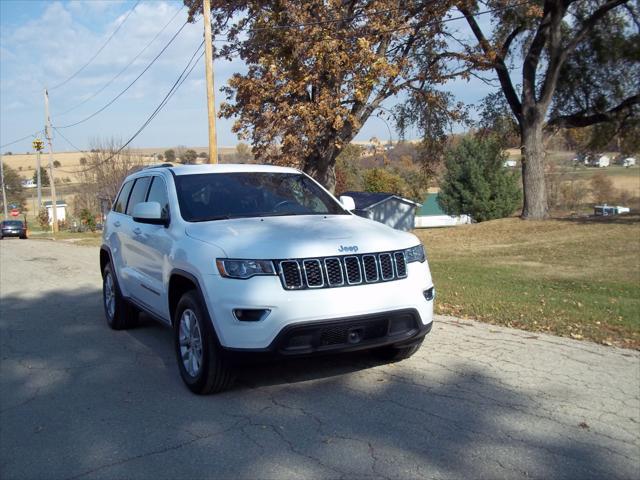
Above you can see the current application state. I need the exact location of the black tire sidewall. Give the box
[174,291,218,392]
[103,265,119,328]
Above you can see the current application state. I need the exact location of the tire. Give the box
[373,338,424,362]
[174,291,233,394]
[20,235,27,240]
[102,263,137,330]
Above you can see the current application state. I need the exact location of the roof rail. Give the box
[143,163,174,170]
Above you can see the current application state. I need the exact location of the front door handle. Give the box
[133,227,142,235]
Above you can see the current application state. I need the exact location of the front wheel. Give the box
[372,338,424,362]
[174,291,233,394]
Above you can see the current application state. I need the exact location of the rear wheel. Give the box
[102,263,137,330]
[373,338,424,362]
[174,291,233,394]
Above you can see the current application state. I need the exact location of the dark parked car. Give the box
[0,220,27,239]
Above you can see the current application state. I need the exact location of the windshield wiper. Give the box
[192,215,232,222]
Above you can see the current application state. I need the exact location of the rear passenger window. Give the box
[146,177,170,220]
[126,177,151,216]
[113,181,134,213]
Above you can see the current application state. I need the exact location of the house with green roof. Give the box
[414,193,472,228]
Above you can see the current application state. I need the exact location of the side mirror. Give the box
[132,202,166,225]
[339,195,356,211]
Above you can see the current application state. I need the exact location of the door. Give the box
[106,179,134,295]
[119,176,151,303]
[128,175,172,321]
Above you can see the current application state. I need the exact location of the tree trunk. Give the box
[520,119,548,220]
[303,151,337,193]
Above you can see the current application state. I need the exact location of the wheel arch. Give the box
[100,247,112,277]
[168,269,210,329]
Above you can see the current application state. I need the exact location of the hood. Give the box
[185,214,418,259]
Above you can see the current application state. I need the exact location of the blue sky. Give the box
[0,0,495,153]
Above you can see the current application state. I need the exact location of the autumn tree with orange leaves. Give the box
[185,0,472,191]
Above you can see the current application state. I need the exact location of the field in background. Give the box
[416,215,640,349]
[0,146,238,183]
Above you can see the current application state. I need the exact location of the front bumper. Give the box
[202,260,434,350]
[224,308,431,356]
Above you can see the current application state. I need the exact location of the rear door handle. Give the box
[133,227,142,235]
[114,221,121,227]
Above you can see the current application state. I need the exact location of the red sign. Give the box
[10,209,19,217]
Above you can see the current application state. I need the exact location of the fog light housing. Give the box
[423,287,435,301]
[233,309,271,322]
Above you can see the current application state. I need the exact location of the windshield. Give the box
[2,221,23,227]
[175,172,348,222]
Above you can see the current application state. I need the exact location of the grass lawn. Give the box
[27,230,103,247]
[415,215,640,349]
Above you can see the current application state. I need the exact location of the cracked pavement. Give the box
[1,239,639,479]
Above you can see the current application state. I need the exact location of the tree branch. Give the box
[459,4,522,123]
[545,94,639,129]
[539,0,628,107]
[501,25,525,59]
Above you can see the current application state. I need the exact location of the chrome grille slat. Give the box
[343,256,362,285]
[302,259,324,288]
[278,250,407,290]
[362,254,379,283]
[379,253,394,280]
[394,252,407,278]
[324,258,344,286]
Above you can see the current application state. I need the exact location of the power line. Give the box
[54,20,190,129]
[0,130,45,151]
[49,0,141,91]
[56,4,186,118]
[51,127,89,154]
[57,41,204,175]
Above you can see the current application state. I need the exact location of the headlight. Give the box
[216,259,276,279]
[405,244,426,263]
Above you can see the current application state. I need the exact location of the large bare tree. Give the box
[457,0,639,219]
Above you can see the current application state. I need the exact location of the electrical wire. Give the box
[49,0,141,91]
[54,20,190,129]
[0,130,45,151]
[56,4,186,118]
[51,127,90,154]
[56,40,204,174]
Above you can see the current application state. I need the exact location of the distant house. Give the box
[43,200,67,224]
[589,155,610,167]
[341,191,421,231]
[414,193,473,228]
[619,157,636,167]
[21,179,36,188]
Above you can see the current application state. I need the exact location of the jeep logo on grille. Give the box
[338,245,358,253]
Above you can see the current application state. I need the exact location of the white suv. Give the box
[100,164,434,394]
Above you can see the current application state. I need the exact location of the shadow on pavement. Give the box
[0,288,631,480]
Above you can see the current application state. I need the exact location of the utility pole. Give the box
[44,89,59,232]
[202,0,218,164]
[0,157,8,219]
[33,138,44,208]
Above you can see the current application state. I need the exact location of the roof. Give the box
[417,193,446,216]
[43,200,67,207]
[169,163,300,176]
[341,191,421,209]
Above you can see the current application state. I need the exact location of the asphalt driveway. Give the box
[1,239,638,479]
